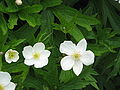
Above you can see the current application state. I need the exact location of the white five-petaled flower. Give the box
[15,0,22,5]
[60,39,95,76]
[22,42,51,68]
[0,71,16,90]
[5,49,19,64]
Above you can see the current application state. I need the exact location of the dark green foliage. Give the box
[0,0,120,90]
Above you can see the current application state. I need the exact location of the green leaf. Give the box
[4,0,19,12]
[41,0,62,8]
[53,5,100,31]
[59,70,75,83]
[35,10,59,89]
[12,24,39,44]
[0,13,8,35]
[36,10,54,45]
[18,13,41,27]
[84,75,100,90]
[23,76,44,90]
[103,37,120,49]
[109,51,120,78]
[0,1,6,13]
[7,39,25,48]
[20,4,43,13]
[0,13,8,55]
[59,66,98,90]
[8,14,18,29]
[68,25,84,42]
[63,0,79,6]
[88,44,109,56]
[59,80,91,90]
[2,62,29,88]
[108,0,120,11]
[2,62,28,73]
[53,20,84,42]
[94,0,120,33]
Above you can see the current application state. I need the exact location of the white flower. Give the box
[115,0,120,3]
[22,42,51,68]
[0,71,16,90]
[5,49,19,63]
[60,39,95,76]
[15,0,22,5]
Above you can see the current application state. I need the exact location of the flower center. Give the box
[8,51,16,59]
[33,52,41,60]
[0,85,4,90]
[72,53,81,60]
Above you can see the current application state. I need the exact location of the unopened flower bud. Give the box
[15,0,22,5]
[0,52,3,55]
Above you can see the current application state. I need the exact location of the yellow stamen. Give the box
[8,51,16,59]
[72,53,81,60]
[33,52,40,60]
[0,85,4,90]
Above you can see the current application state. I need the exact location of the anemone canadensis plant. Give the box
[0,0,120,90]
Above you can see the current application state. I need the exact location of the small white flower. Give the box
[115,0,120,3]
[5,49,19,63]
[22,42,51,68]
[15,0,22,5]
[0,71,16,90]
[60,39,95,76]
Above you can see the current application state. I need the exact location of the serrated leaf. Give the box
[59,70,75,83]
[53,5,100,31]
[84,75,100,90]
[59,80,91,90]
[8,14,18,29]
[23,76,45,90]
[19,13,41,27]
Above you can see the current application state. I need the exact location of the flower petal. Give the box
[0,72,11,86]
[24,59,34,66]
[11,51,19,62]
[73,61,83,76]
[77,38,87,54]
[81,50,95,66]
[4,82,16,90]
[12,55,19,62]
[34,58,48,68]
[5,49,19,63]
[22,46,33,59]
[33,42,45,52]
[60,41,76,55]
[61,56,74,70]
[41,50,51,58]
[5,59,12,64]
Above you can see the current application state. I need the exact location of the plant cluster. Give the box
[0,0,120,90]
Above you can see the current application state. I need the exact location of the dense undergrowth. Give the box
[0,0,120,90]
